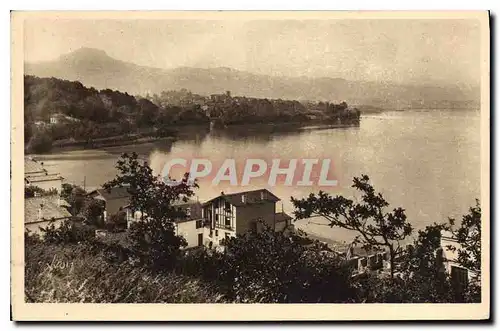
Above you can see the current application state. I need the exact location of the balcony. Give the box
[215,223,234,231]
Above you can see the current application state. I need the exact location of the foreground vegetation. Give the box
[25,236,225,303]
[25,153,481,303]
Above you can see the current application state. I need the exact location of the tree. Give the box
[218,222,355,303]
[394,223,455,302]
[136,98,159,127]
[25,185,57,198]
[447,199,481,278]
[62,185,87,216]
[24,122,34,144]
[359,201,482,303]
[103,152,196,271]
[127,217,187,271]
[82,199,105,227]
[106,210,127,232]
[61,183,76,201]
[26,129,53,154]
[292,175,413,279]
[41,220,95,245]
[445,200,482,302]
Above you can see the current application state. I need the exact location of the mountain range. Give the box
[24,48,480,110]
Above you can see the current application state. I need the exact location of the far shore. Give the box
[38,120,361,154]
[50,135,177,152]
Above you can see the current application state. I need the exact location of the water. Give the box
[32,110,481,244]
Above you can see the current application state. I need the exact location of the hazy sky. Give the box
[24,18,481,84]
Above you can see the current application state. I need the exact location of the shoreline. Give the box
[50,135,177,152]
[38,120,361,153]
[296,227,379,257]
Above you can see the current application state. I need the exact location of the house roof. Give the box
[274,212,293,223]
[25,196,71,224]
[172,198,200,207]
[122,197,200,210]
[24,158,46,174]
[25,173,64,183]
[202,188,280,207]
[89,187,131,201]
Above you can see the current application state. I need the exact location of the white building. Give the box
[125,198,207,249]
[439,230,478,284]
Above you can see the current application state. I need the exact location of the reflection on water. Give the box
[209,122,360,143]
[171,125,211,145]
[103,139,176,157]
[32,111,481,243]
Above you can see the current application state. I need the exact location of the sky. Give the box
[24,18,482,85]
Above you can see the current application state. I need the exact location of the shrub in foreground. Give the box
[25,239,225,303]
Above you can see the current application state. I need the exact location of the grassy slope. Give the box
[25,242,226,303]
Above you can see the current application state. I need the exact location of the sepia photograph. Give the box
[11,10,490,321]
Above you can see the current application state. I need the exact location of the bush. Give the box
[105,211,127,232]
[25,185,58,198]
[82,199,105,227]
[213,223,355,303]
[127,219,187,272]
[175,247,226,284]
[41,220,95,245]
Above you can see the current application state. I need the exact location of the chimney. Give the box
[221,191,225,196]
[241,194,246,204]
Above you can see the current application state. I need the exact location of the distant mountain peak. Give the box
[60,47,112,61]
[24,48,480,107]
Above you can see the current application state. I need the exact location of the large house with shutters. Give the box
[201,189,293,247]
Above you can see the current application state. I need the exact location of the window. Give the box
[215,214,219,222]
[225,201,231,210]
[225,217,231,228]
[197,233,203,246]
[215,230,218,237]
[186,207,191,217]
[196,220,203,229]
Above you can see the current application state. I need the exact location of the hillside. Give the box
[24,75,360,153]
[25,48,480,110]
